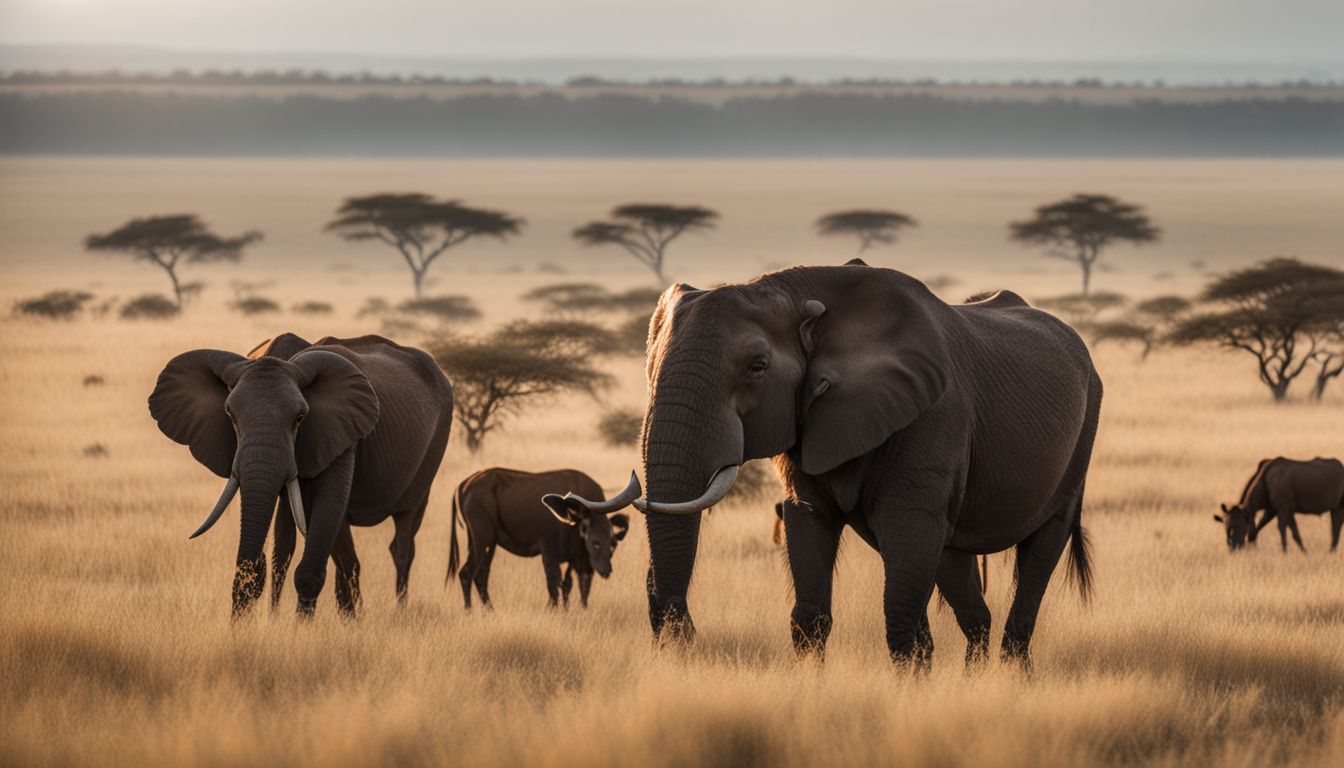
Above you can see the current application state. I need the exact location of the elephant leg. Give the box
[330,523,361,617]
[783,501,844,658]
[270,494,297,612]
[1287,514,1307,553]
[1002,507,1075,668]
[936,549,991,666]
[578,572,593,608]
[1249,509,1275,545]
[389,501,424,604]
[561,564,574,608]
[542,553,563,608]
[868,493,948,669]
[293,450,357,616]
[1330,508,1343,553]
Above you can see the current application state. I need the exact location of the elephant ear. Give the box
[148,349,249,478]
[246,332,312,360]
[291,350,380,477]
[799,272,950,475]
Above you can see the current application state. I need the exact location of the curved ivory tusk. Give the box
[287,477,307,538]
[633,465,739,515]
[559,471,643,515]
[190,475,239,539]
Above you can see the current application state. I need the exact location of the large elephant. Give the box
[149,332,454,616]
[633,262,1101,667]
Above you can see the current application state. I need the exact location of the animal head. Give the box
[1214,503,1254,550]
[542,496,630,578]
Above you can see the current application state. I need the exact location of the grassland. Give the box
[1,158,1342,766]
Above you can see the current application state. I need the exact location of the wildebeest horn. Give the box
[190,474,239,539]
[548,471,643,516]
[287,477,307,538]
[634,465,739,515]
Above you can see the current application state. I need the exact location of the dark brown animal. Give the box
[447,468,640,608]
[1216,457,1344,552]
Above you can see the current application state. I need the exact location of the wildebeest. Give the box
[447,468,640,608]
[1216,457,1344,552]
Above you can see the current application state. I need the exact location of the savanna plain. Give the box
[1,157,1342,767]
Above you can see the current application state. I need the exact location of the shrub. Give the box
[82,375,105,387]
[232,297,281,315]
[397,295,482,323]
[292,301,334,315]
[119,294,180,320]
[13,290,94,320]
[597,407,644,447]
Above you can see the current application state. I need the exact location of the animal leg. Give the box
[292,452,357,616]
[270,494,296,611]
[936,549,992,666]
[561,564,574,608]
[1002,507,1076,670]
[472,542,497,608]
[330,522,361,617]
[1249,509,1276,545]
[389,501,425,604]
[1287,514,1307,553]
[542,553,563,608]
[783,500,844,658]
[1330,507,1343,553]
[578,572,593,608]
[868,491,948,670]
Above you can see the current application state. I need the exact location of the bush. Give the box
[397,295,481,323]
[119,294,179,320]
[358,297,391,317]
[232,296,281,315]
[82,375,105,387]
[597,407,644,447]
[13,290,94,320]
[611,315,650,356]
[292,301,333,315]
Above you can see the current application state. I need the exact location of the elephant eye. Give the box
[748,358,769,376]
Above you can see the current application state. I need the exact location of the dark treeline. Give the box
[2,91,1341,156]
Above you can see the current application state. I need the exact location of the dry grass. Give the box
[1,158,1343,767]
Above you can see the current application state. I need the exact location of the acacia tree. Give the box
[429,320,616,452]
[326,193,524,298]
[1009,194,1160,295]
[1169,258,1344,402]
[1090,295,1192,360]
[84,214,261,308]
[816,209,917,253]
[572,204,718,283]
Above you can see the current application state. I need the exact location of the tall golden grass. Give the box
[2,158,1342,766]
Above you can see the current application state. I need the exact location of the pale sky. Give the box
[1,0,1341,61]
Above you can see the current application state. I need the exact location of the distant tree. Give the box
[573,204,718,283]
[326,193,524,298]
[429,320,615,452]
[1091,295,1192,359]
[597,407,644,447]
[396,295,482,324]
[816,209,917,253]
[13,290,95,320]
[1009,194,1160,295]
[1169,258,1344,402]
[85,214,261,308]
[292,301,334,315]
[119,294,180,320]
[231,296,281,316]
[522,283,661,316]
[1035,291,1129,329]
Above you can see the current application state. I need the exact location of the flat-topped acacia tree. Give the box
[84,214,262,308]
[816,209,917,253]
[572,204,718,283]
[1010,194,1160,295]
[326,193,524,298]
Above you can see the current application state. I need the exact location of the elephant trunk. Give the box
[640,372,743,641]
[231,454,286,617]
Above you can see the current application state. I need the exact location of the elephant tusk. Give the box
[555,471,643,515]
[190,474,239,539]
[287,477,307,538]
[634,465,739,515]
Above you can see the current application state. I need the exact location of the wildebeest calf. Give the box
[1216,457,1344,552]
[447,467,640,608]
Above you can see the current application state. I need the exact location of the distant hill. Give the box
[2,44,1342,86]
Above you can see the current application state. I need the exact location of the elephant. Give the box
[631,261,1101,668]
[149,332,454,617]
[1215,457,1344,552]
[447,468,640,609]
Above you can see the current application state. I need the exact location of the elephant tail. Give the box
[1066,494,1094,604]
[446,483,462,586]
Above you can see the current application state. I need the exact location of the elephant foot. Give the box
[650,597,695,645]
[296,596,317,619]
[1001,635,1033,674]
[790,610,833,659]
